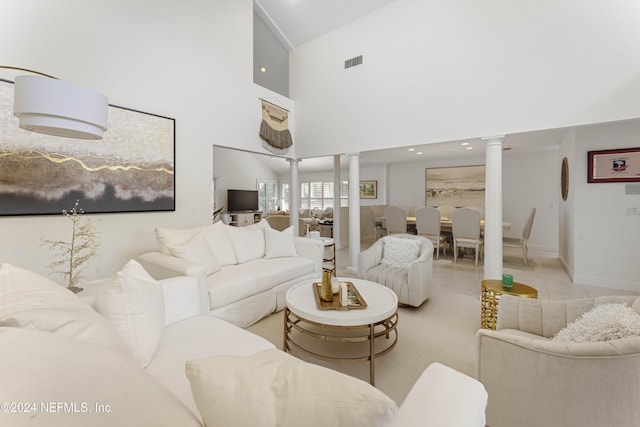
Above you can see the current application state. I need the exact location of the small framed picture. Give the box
[587,147,640,183]
[359,180,377,199]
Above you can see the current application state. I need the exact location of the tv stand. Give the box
[229,211,263,227]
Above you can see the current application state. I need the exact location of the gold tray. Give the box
[312,281,367,310]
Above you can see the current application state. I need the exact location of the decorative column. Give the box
[333,155,342,248]
[482,135,505,280]
[346,153,360,274]
[288,159,300,236]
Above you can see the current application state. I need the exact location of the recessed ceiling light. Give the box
[461,142,470,146]
[260,67,267,73]
[466,146,473,150]
[416,152,423,155]
[408,148,415,152]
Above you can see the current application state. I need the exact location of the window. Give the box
[300,180,349,209]
[280,183,289,211]
[257,179,277,213]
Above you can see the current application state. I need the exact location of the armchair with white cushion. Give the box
[476,294,640,427]
[358,234,433,307]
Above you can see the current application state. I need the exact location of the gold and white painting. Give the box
[0,79,175,215]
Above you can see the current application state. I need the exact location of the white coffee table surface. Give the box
[286,278,398,327]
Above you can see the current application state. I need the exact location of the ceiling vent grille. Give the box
[344,55,363,70]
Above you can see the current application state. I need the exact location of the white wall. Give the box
[290,0,640,158]
[571,120,640,291]
[0,0,293,281]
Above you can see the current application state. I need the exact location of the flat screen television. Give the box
[227,189,259,212]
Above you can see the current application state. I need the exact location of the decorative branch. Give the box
[40,200,100,292]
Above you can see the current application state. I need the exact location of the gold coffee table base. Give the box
[283,307,398,385]
[481,279,538,330]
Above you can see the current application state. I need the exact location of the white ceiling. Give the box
[252,0,569,174]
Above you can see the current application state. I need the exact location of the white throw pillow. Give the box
[200,221,238,266]
[167,232,221,275]
[0,263,128,355]
[264,226,297,258]
[185,349,398,427]
[380,237,422,269]
[0,327,201,427]
[95,260,165,367]
[226,225,266,263]
[553,303,640,343]
[155,226,199,255]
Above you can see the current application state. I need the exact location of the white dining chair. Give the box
[436,204,456,220]
[465,205,485,220]
[415,206,446,260]
[503,207,536,265]
[384,206,407,235]
[451,208,483,266]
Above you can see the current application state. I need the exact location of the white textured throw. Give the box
[553,303,640,342]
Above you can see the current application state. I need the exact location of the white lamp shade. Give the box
[13,75,108,140]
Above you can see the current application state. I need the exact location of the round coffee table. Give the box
[284,278,398,385]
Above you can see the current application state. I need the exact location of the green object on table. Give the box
[502,274,513,288]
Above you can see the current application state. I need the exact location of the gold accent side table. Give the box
[481,279,538,330]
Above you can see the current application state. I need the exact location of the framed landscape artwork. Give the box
[0,79,175,216]
[587,147,640,183]
[425,165,485,207]
[359,180,377,199]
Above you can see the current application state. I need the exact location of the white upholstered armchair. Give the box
[357,234,433,307]
[476,294,640,427]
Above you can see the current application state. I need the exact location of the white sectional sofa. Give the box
[137,219,324,327]
[0,261,488,427]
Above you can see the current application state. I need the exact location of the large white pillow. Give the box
[381,237,422,269]
[95,260,165,368]
[185,349,398,427]
[553,303,640,343]
[200,221,238,266]
[226,225,266,263]
[155,226,199,255]
[167,232,221,275]
[0,327,201,427]
[264,226,297,258]
[0,263,128,355]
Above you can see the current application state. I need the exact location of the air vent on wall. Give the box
[344,55,363,70]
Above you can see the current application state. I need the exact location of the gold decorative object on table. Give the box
[313,281,367,310]
[481,279,537,330]
[319,271,333,302]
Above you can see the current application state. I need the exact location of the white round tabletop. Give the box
[285,278,398,326]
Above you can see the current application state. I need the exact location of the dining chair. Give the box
[465,205,485,220]
[503,207,536,265]
[384,206,407,235]
[451,208,483,266]
[415,206,446,260]
[436,204,456,220]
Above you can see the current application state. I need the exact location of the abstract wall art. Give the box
[0,79,175,215]
[425,165,485,207]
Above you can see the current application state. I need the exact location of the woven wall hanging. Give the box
[259,99,292,154]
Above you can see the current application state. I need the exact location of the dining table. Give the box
[375,216,511,232]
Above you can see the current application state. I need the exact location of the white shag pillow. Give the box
[553,303,640,343]
[95,260,165,368]
[185,349,398,427]
[264,226,297,258]
[380,237,422,269]
[167,232,221,275]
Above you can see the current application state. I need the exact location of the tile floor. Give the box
[335,240,640,300]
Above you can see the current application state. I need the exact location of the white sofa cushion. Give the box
[95,260,165,368]
[0,263,128,355]
[381,236,422,269]
[0,327,201,427]
[156,221,237,266]
[264,226,297,258]
[146,315,276,419]
[185,348,398,427]
[226,225,266,263]
[252,257,315,285]
[206,264,275,310]
[167,232,221,275]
